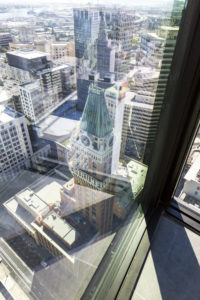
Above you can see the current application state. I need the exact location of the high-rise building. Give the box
[19,81,59,122]
[37,64,75,100]
[121,92,156,161]
[76,72,114,110]
[0,105,33,181]
[74,8,135,111]
[105,81,126,173]
[139,33,164,68]
[73,8,100,111]
[69,84,114,233]
[143,25,180,164]
[6,49,51,74]
[70,84,114,177]
[73,8,100,60]
[97,14,115,78]
[6,49,52,84]
[132,67,160,93]
[104,9,135,79]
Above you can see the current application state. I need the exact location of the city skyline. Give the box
[0,0,176,8]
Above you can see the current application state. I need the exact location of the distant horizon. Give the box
[0,0,176,9]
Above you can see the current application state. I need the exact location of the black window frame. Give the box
[82,1,200,299]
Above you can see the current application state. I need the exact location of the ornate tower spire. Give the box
[98,13,107,42]
[70,84,114,179]
[80,84,113,138]
[97,13,115,77]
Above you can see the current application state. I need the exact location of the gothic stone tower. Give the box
[70,84,114,180]
[68,84,114,233]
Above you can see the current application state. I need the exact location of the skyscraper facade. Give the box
[74,8,134,111]
[73,8,100,60]
[97,14,115,78]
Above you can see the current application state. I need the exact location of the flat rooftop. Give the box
[52,64,72,72]
[0,105,22,124]
[16,188,48,218]
[115,156,148,196]
[39,115,79,143]
[0,88,11,104]
[61,179,114,215]
[135,67,159,78]
[7,49,47,60]
[160,26,179,31]
[52,43,72,46]
[32,175,64,206]
[127,159,148,196]
[43,211,79,246]
[20,81,40,91]
[124,92,154,110]
[3,172,81,250]
[37,64,72,75]
[143,32,164,41]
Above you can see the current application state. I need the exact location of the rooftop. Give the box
[7,49,47,60]
[0,105,22,124]
[115,156,148,194]
[0,88,11,104]
[43,211,79,246]
[124,92,154,110]
[36,64,71,75]
[61,179,114,214]
[52,43,72,46]
[143,32,164,41]
[127,159,148,197]
[160,26,179,31]
[38,115,79,143]
[16,188,49,218]
[20,81,41,91]
[4,178,80,248]
[134,67,159,78]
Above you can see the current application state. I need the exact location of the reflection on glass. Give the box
[175,127,200,211]
[0,1,185,299]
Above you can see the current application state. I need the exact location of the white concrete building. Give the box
[121,92,156,160]
[19,81,59,122]
[19,81,43,121]
[6,64,32,84]
[133,67,159,93]
[0,105,33,181]
[105,82,126,174]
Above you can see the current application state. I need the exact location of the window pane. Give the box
[175,125,200,213]
[0,0,185,299]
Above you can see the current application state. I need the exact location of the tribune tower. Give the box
[70,84,114,185]
[67,84,115,234]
